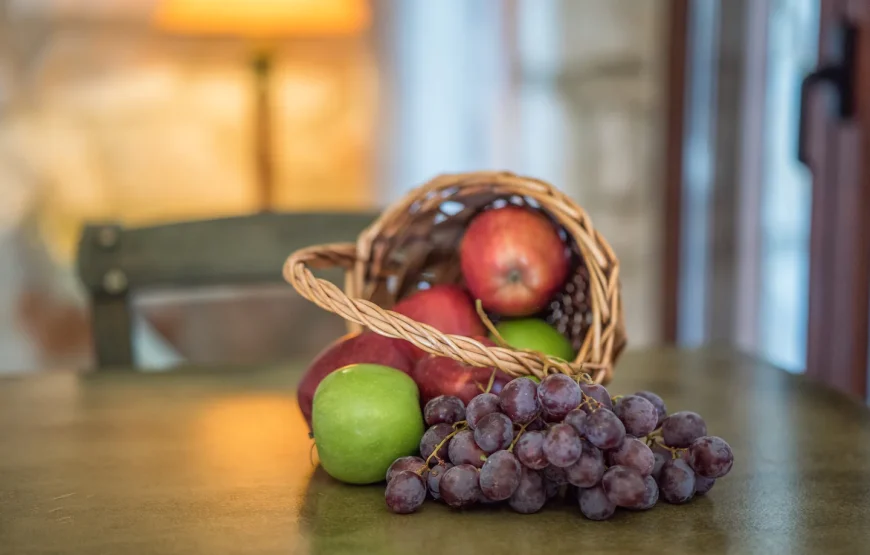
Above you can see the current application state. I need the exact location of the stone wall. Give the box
[555,0,667,347]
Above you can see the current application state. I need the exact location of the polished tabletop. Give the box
[2,348,869,555]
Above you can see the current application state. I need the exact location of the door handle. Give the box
[797,20,856,167]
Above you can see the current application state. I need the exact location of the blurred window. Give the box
[758,0,819,372]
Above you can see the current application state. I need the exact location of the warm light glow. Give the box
[188,394,314,551]
[152,0,371,37]
[192,394,317,480]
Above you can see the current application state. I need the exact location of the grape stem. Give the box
[424,421,467,467]
[647,437,687,459]
[578,392,604,411]
[507,420,533,453]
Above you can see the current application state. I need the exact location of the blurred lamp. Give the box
[152,0,371,210]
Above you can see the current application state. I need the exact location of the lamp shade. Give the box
[152,0,370,38]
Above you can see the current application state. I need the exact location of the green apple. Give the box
[312,364,424,484]
[493,318,575,361]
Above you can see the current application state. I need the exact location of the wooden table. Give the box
[2,348,869,555]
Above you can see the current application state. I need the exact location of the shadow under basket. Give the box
[284,171,626,384]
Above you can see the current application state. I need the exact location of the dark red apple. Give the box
[412,336,512,405]
[460,206,569,316]
[392,284,487,360]
[297,331,415,428]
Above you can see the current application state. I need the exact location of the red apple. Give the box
[392,284,487,360]
[460,206,569,316]
[412,336,512,405]
[297,331,415,428]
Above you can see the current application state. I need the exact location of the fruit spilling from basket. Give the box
[297,202,579,425]
[384,379,733,519]
[284,172,731,519]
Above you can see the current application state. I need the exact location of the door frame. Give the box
[663,0,870,398]
[805,0,870,398]
[662,0,690,343]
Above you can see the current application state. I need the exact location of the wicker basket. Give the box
[283,171,626,384]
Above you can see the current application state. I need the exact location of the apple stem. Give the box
[475,299,556,382]
[475,299,510,349]
[308,442,318,468]
[484,370,497,394]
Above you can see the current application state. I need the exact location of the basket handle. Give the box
[284,243,607,382]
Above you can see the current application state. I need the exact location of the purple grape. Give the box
[499,378,540,424]
[540,408,564,423]
[688,436,734,478]
[652,450,669,481]
[448,430,487,468]
[386,456,427,483]
[427,462,452,499]
[582,408,626,450]
[565,440,605,488]
[525,417,546,431]
[650,441,689,482]
[542,464,568,486]
[579,383,613,413]
[609,436,655,476]
[473,413,514,454]
[479,450,522,501]
[424,395,466,426]
[542,423,583,467]
[614,395,658,437]
[578,485,616,520]
[419,423,453,461]
[514,430,548,470]
[662,411,707,448]
[543,476,562,499]
[637,475,659,510]
[440,464,481,509]
[537,374,582,420]
[601,465,646,508]
[508,467,546,514]
[635,390,667,427]
[564,409,586,435]
[659,458,696,504]
[385,471,426,514]
[694,475,716,495]
[466,393,501,429]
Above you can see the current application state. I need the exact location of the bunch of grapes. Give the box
[384,374,734,518]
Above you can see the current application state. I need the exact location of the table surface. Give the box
[2,348,869,555]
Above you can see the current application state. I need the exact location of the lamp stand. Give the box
[252,52,274,212]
